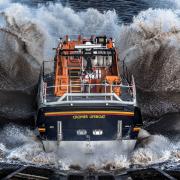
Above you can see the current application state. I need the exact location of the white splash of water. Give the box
[0,124,57,166]
[132,135,172,165]
[3,2,120,58]
[0,125,131,170]
[166,0,180,8]
[56,143,131,170]
[0,0,11,10]
[0,125,179,170]
[119,8,180,117]
[0,143,7,160]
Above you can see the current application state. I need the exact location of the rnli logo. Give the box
[73,115,106,119]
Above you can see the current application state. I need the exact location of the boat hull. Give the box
[42,140,137,154]
[36,35,143,154]
[36,106,142,153]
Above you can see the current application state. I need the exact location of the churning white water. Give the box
[119,8,180,117]
[0,0,179,170]
[0,125,180,170]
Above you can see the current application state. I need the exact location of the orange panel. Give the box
[106,76,120,84]
[107,41,113,49]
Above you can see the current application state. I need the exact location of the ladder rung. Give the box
[68,67,81,68]
[71,80,81,82]
[71,83,80,85]
[69,70,80,72]
[69,67,81,69]
[71,85,81,87]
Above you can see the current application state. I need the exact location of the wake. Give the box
[0,125,180,170]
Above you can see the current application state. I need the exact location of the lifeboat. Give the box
[36,35,143,153]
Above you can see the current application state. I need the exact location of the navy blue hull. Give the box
[36,106,142,141]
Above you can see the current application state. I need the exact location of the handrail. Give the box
[131,75,137,106]
[45,83,133,89]
[40,79,136,106]
[44,93,135,106]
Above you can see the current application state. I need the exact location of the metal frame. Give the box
[40,78,136,106]
[1,162,178,180]
[117,120,122,140]
[59,48,115,56]
[43,93,136,106]
[40,41,137,107]
[57,121,62,145]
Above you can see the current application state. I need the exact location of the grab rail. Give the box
[40,79,136,106]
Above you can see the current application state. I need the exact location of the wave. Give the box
[119,8,180,117]
[142,0,180,9]
[0,12,44,119]
[0,124,179,170]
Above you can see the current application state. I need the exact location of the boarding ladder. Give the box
[69,69,81,93]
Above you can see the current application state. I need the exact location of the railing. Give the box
[40,80,136,106]
[40,61,137,106]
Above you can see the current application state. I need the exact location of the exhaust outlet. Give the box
[57,121,63,145]
[117,120,122,140]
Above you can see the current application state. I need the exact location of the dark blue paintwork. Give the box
[36,106,142,141]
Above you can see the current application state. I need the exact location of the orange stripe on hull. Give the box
[44,111,134,117]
